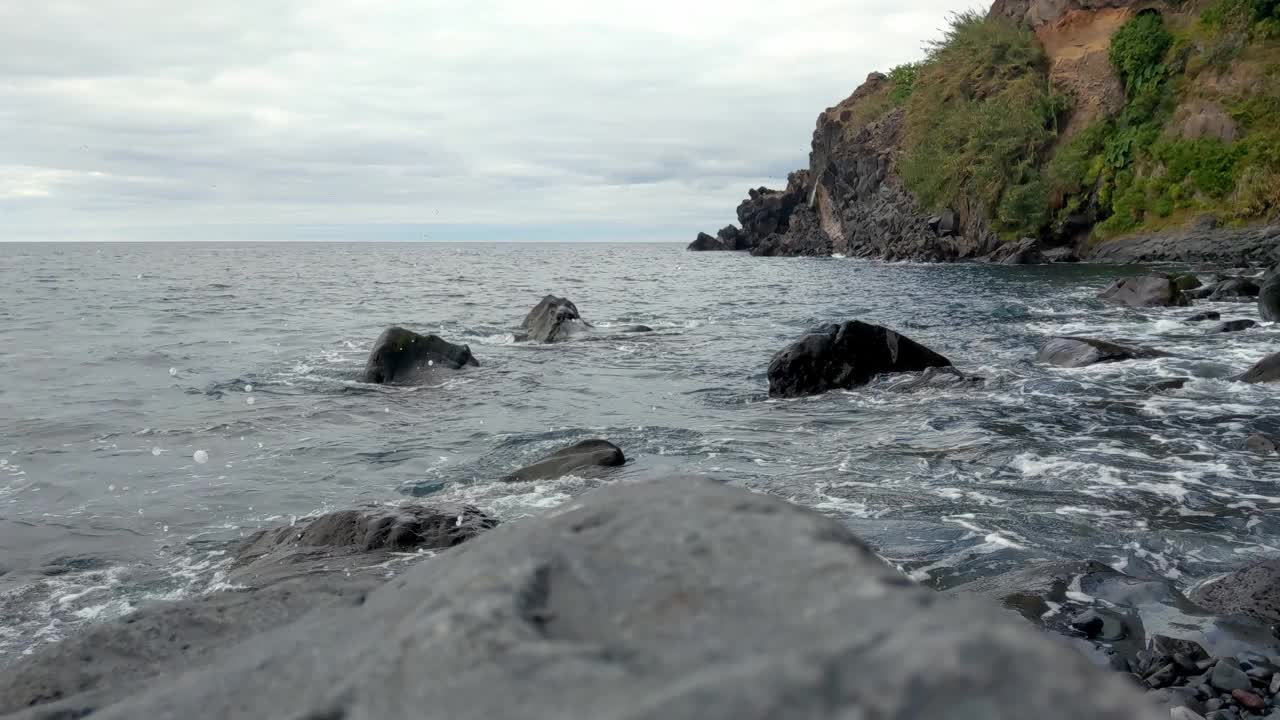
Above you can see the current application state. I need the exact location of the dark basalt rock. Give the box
[0,478,1163,720]
[501,439,625,482]
[1099,276,1190,308]
[1235,351,1280,384]
[1259,273,1280,321]
[522,295,589,343]
[1185,311,1222,323]
[1207,320,1258,333]
[1190,560,1280,623]
[767,320,952,398]
[1037,337,1165,368]
[362,327,478,384]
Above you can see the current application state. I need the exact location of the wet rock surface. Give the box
[0,479,1162,720]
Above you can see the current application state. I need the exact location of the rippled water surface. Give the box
[2,242,1279,660]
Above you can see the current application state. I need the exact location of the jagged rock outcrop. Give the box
[0,478,1162,720]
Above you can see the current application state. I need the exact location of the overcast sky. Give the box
[2,0,961,241]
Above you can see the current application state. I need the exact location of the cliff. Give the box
[691,0,1280,263]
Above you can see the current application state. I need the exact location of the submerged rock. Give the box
[1207,319,1258,333]
[521,295,588,343]
[0,478,1163,720]
[1099,276,1190,308]
[767,320,952,398]
[362,327,478,384]
[1235,351,1280,383]
[502,439,625,482]
[1190,560,1280,623]
[1036,337,1165,368]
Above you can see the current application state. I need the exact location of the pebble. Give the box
[1233,689,1266,711]
[1213,662,1253,692]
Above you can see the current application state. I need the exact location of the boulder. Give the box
[1259,274,1280,321]
[230,503,498,587]
[1208,277,1261,300]
[502,439,626,482]
[1190,559,1280,623]
[1098,276,1190,308]
[687,232,728,251]
[1036,337,1165,368]
[987,237,1045,265]
[1171,273,1203,292]
[1184,311,1221,323]
[362,327,479,384]
[1207,319,1258,333]
[521,295,589,343]
[1235,351,1280,383]
[767,320,952,398]
[1245,433,1277,454]
[0,478,1163,720]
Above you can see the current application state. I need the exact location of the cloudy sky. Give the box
[3,0,961,241]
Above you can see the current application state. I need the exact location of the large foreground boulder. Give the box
[1259,273,1280,321]
[521,295,588,343]
[1235,351,1280,383]
[0,479,1161,720]
[1189,560,1280,624]
[1036,337,1165,368]
[767,320,952,398]
[502,439,625,482]
[1098,276,1190,308]
[362,327,478,384]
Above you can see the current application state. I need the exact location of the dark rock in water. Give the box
[0,478,1163,720]
[1185,311,1222,323]
[521,295,588,343]
[687,231,728,251]
[1099,276,1190,308]
[1235,352,1280,384]
[1246,434,1277,454]
[987,237,1044,265]
[362,327,478,384]
[1260,274,1280,321]
[1037,337,1165,368]
[1146,378,1191,392]
[502,439,625,482]
[1209,277,1261,300]
[1208,319,1259,333]
[230,503,497,586]
[767,320,952,398]
[1212,662,1253,692]
[1192,560,1280,623]
[1172,273,1204,292]
[1151,635,1210,662]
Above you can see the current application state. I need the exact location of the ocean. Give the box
[2,241,1278,662]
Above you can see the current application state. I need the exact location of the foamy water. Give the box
[2,243,1278,661]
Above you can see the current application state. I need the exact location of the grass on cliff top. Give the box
[896,11,1065,238]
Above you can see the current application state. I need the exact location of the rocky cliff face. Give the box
[689,0,1280,263]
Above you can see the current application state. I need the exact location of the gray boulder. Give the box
[521,295,589,343]
[1235,351,1280,383]
[502,439,625,482]
[767,320,952,398]
[1190,559,1280,623]
[362,327,478,384]
[1208,319,1258,333]
[0,478,1161,720]
[1260,274,1280,321]
[1098,276,1190,308]
[1036,337,1165,368]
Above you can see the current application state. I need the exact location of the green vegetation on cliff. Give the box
[877,2,1280,240]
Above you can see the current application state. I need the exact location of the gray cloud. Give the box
[2,0,960,241]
